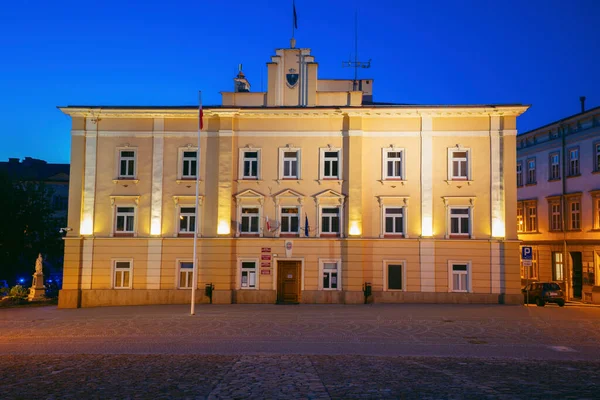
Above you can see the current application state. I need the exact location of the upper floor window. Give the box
[279,148,301,179]
[449,207,470,237]
[382,148,404,180]
[569,199,581,230]
[549,152,560,181]
[320,207,340,236]
[179,207,196,235]
[449,149,470,180]
[115,206,135,235]
[549,200,562,231]
[527,204,537,232]
[595,143,600,172]
[180,150,198,179]
[516,162,523,187]
[240,207,260,235]
[119,149,136,178]
[517,204,524,233]
[280,207,300,235]
[527,158,536,184]
[320,148,341,179]
[384,207,404,237]
[592,192,600,230]
[240,149,260,179]
[568,148,580,176]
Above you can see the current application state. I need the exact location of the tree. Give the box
[0,171,63,284]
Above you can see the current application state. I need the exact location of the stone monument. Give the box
[28,253,46,301]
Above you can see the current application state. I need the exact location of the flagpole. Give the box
[292,0,295,39]
[191,91,202,315]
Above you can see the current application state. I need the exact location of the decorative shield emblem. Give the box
[286,73,299,87]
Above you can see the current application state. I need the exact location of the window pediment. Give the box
[274,189,305,205]
[235,189,265,205]
[172,195,204,205]
[110,195,140,205]
[314,189,345,205]
[442,196,476,207]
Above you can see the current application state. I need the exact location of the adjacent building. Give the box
[58,41,528,308]
[517,101,600,303]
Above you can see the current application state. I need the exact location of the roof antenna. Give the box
[342,10,371,91]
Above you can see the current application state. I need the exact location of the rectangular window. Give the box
[322,151,340,179]
[178,261,194,289]
[516,162,523,187]
[181,151,198,179]
[549,152,560,180]
[527,205,537,232]
[450,150,469,180]
[595,196,600,230]
[322,261,339,290]
[280,207,299,234]
[240,207,260,234]
[550,201,562,231]
[283,151,299,178]
[240,261,257,289]
[570,200,581,230]
[595,143,600,172]
[383,149,404,179]
[179,207,196,234]
[552,252,564,281]
[242,151,259,179]
[450,208,470,236]
[321,207,340,235]
[450,263,469,292]
[387,263,403,290]
[115,207,135,234]
[384,207,404,236]
[119,150,136,178]
[517,205,524,233]
[527,158,536,184]
[114,261,132,289]
[569,148,580,176]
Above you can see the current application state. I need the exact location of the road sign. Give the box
[521,246,533,260]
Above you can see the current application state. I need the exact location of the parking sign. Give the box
[521,246,533,260]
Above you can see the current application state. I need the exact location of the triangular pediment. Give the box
[234,189,265,200]
[314,189,345,199]
[273,188,305,199]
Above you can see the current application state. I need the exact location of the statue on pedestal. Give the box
[28,253,46,301]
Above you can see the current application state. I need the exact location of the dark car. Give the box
[522,282,565,307]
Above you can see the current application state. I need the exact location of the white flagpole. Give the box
[191,91,202,315]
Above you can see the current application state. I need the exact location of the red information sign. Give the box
[261,269,271,275]
[261,254,272,261]
[261,262,271,268]
[261,247,271,253]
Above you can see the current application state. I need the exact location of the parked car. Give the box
[522,282,565,307]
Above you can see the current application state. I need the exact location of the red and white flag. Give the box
[198,95,203,130]
[266,216,271,231]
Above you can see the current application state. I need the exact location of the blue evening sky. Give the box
[1,0,598,163]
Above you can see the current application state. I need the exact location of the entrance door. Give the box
[571,252,583,298]
[277,261,300,304]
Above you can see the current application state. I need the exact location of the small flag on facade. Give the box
[304,213,309,237]
[266,216,271,231]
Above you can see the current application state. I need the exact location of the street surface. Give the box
[1,304,600,398]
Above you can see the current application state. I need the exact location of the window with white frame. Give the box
[118,149,136,178]
[178,261,194,289]
[384,262,405,291]
[321,149,340,179]
[568,148,580,176]
[281,150,300,179]
[113,260,132,289]
[527,204,537,232]
[384,207,404,236]
[449,262,470,292]
[115,206,135,234]
[383,148,404,179]
[179,207,196,235]
[240,207,260,234]
[570,199,581,230]
[320,260,340,290]
[280,207,299,235]
[240,261,257,289]
[527,158,536,184]
[241,150,259,179]
[549,152,560,180]
[516,162,523,187]
[595,143,600,172]
[594,194,600,230]
[180,150,198,179]
[449,207,470,237]
[449,149,469,180]
[321,207,340,235]
[517,204,524,233]
[550,200,562,231]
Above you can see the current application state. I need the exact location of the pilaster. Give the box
[150,118,164,236]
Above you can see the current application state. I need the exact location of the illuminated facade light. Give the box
[421,216,433,237]
[217,220,230,235]
[349,221,361,236]
[80,218,93,235]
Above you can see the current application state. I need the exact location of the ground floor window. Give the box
[319,259,341,290]
[113,260,132,289]
[178,261,194,289]
[552,252,564,281]
[384,261,405,291]
[449,262,470,292]
[240,260,257,289]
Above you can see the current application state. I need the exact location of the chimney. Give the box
[580,96,586,113]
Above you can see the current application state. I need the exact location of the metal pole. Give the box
[191,91,202,315]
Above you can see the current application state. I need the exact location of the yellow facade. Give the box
[58,44,528,308]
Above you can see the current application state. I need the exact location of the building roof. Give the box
[0,158,70,182]
[519,104,600,136]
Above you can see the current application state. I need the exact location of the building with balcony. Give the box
[57,42,528,308]
[517,101,600,303]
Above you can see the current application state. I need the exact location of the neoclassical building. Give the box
[517,103,600,303]
[58,42,528,307]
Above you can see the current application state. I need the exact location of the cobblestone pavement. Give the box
[1,354,599,399]
[2,304,600,398]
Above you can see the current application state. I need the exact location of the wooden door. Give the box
[277,261,300,304]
